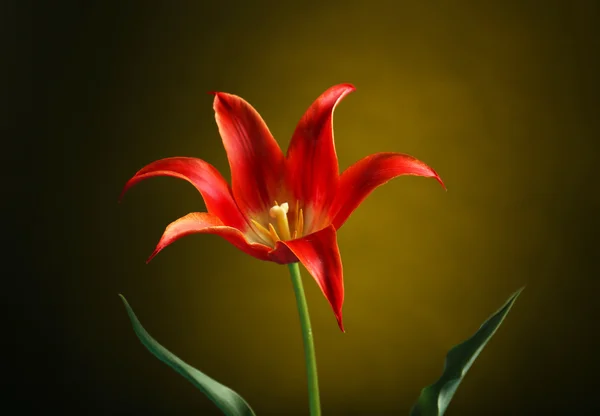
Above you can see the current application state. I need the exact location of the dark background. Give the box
[10,1,600,415]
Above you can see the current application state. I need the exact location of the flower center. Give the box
[251,201,304,245]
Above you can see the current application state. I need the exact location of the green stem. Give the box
[288,262,321,416]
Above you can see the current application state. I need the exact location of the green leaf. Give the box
[119,294,256,416]
[410,287,524,416]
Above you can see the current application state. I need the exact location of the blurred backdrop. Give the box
[14,1,599,415]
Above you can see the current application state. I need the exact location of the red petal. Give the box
[148,212,271,262]
[120,157,247,230]
[213,92,285,216]
[279,225,345,332]
[286,84,356,229]
[266,244,299,265]
[330,152,445,229]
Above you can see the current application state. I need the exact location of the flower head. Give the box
[121,84,444,331]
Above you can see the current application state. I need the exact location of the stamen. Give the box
[269,202,291,240]
[294,200,300,237]
[268,223,281,242]
[296,208,304,238]
[252,201,304,245]
[251,219,275,244]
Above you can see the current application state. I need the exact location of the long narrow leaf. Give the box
[120,295,256,416]
[410,287,524,416]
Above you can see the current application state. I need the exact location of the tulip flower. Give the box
[121,84,444,415]
[121,83,443,330]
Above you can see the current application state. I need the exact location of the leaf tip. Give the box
[118,294,132,311]
[509,286,526,302]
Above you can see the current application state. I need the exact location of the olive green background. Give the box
[15,1,599,415]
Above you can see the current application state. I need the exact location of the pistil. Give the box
[270,202,292,241]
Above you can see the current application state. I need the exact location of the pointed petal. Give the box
[286,84,356,229]
[120,157,247,230]
[330,152,445,229]
[148,212,271,262]
[213,92,285,216]
[279,225,345,332]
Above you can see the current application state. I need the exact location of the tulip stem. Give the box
[288,262,321,416]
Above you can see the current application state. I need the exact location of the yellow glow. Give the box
[102,3,592,414]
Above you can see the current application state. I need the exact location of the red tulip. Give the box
[121,84,444,332]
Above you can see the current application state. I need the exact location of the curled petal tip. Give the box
[209,91,233,101]
[340,82,356,92]
[433,173,447,191]
[117,187,128,204]
[337,316,346,333]
[429,167,446,191]
[328,83,356,99]
[211,91,230,100]
[118,180,134,203]
[146,249,160,264]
